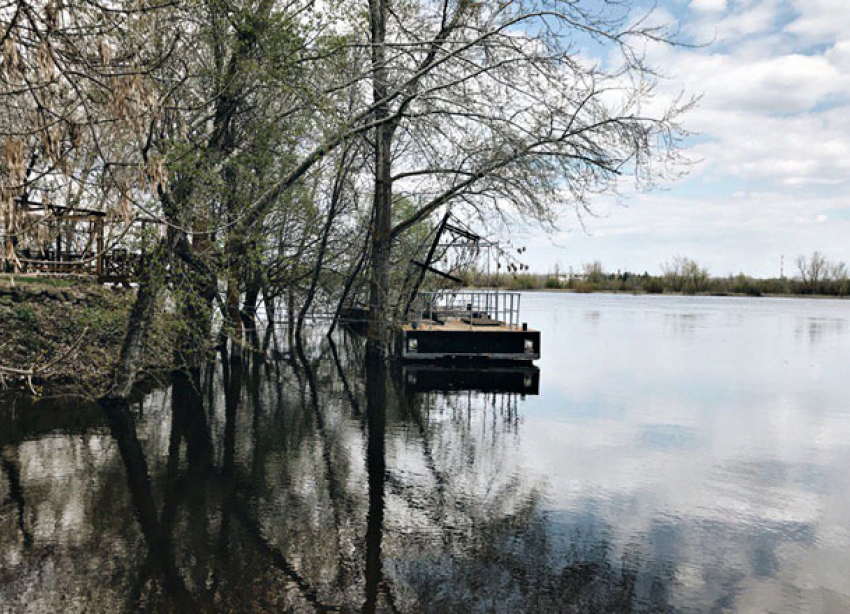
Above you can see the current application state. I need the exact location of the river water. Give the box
[1,293,849,612]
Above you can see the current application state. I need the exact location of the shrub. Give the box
[644,277,664,294]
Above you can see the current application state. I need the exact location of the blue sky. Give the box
[519,0,850,277]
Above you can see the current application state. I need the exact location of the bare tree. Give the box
[583,261,605,284]
[796,251,849,294]
[797,251,829,289]
[662,256,709,294]
[358,0,692,353]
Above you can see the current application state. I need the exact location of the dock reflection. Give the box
[402,362,540,395]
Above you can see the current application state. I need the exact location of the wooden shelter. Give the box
[2,199,149,283]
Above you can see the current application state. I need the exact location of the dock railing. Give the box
[410,290,522,329]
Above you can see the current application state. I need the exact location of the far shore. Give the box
[469,286,850,300]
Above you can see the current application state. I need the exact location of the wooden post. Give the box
[4,237,16,273]
[96,217,104,279]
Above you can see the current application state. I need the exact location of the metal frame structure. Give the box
[402,212,504,318]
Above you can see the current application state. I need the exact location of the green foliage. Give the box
[510,274,540,290]
[74,300,129,338]
[13,304,36,327]
[728,274,762,297]
[0,289,173,392]
[5,276,78,288]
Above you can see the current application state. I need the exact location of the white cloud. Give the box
[683,53,845,113]
[690,106,850,183]
[690,0,728,13]
[687,0,782,43]
[520,0,850,276]
[825,40,850,70]
[785,0,850,44]
[648,23,850,185]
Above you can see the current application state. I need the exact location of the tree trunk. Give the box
[298,148,350,342]
[328,224,371,337]
[286,285,296,353]
[367,0,393,357]
[105,241,166,402]
[241,268,261,333]
[174,252,217,370]
[226,277,243,346]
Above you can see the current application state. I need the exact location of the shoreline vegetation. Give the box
[462,253,850,299]
[0,277,174,395]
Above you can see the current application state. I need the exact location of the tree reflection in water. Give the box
[0,336,669,612]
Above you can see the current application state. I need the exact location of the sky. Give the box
[518,0,850,278]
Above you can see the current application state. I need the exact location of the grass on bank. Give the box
[0,276,174,394]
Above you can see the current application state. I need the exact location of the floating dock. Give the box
[401,290,540,361]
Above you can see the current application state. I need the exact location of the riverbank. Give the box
[0,276,173,395]
[463,271,850,298]
[513,287,850,300]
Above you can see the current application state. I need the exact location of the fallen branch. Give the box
[0,365,36,395]
[0,326,89,395]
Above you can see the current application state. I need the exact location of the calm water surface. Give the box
[1,293,849,612]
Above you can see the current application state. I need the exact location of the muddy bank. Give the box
[0,277,173,395]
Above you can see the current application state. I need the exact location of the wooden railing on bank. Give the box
[2,200,153,284]
[9,248,143,284]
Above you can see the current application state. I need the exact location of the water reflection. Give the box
[662,311,705,336]
[0,346,647,611]
[795,316,846,345]
[402,363,540,394]
[2,294,850,612]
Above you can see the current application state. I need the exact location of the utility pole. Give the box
[780,254,784,279]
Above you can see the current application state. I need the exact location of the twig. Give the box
[0,326,90,395]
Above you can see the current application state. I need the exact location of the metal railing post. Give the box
[516,293,521,328]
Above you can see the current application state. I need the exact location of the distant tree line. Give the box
[464,252,850,297]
